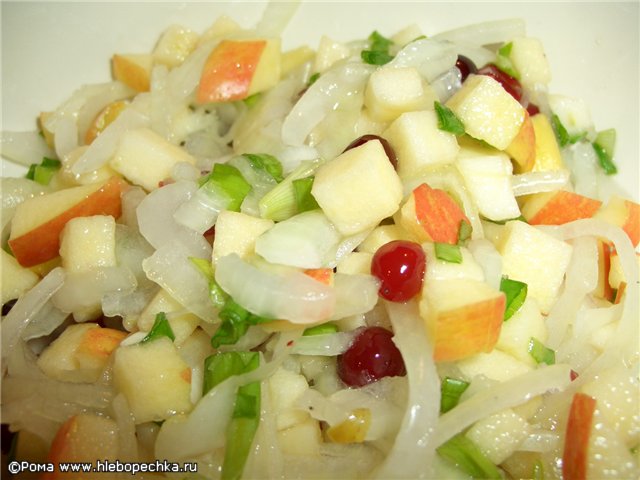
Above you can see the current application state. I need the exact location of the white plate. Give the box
[2,1,638,200]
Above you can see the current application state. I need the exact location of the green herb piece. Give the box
[242,93,262,107]
[532,459,545,480]
[303,322,339,336]
[592,128,617,175]
[26,157,61,185]
[307,72,320,86]
[457,220,473,245]
[436,433,502,479]
[434,101,466,135]
[483,214,528,225]
[211,298,272,348]
[141,312,175,344]
[189,257,229,308]
[361,30,395,65]
[292,177,320,213]
[528,337,556,365]
[494,42,520,79]
[551,114,587,148]
[242,153,284,183]
[200,163,251,212]
[500,277,528,321]
[440,377,470,413]
[203,351,259,393]
[435,242,463,263]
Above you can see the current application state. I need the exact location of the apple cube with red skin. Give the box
[596,195,640,247]
[8,176,127,268]
[197,38,281,103]
[522,190,602,225]
[563,393,597,480]
[419,278,505,362]
[396,183,470,245]
[112,54,152,92]
[43,414,119,480]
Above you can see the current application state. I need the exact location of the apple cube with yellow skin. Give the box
[112,54,152,92]
[457,349,532,383]
[364,66,434,123]
[59,215,117,273]
[197,38,281,104]
[0,249,39,304]
[8,176,126,268]
[445,74,525,150]
[110,128,196,191]
[528,113,565,172]
[43,414,119,480]
[595,195,640,247]
[152,24,199,68]
[37,323,127,383]
[496,297,547,366]
[137,289,199,346]
[311,139,403,236]
[497,220,573,314]
[212,210,274,265]
[419,278,505,362]
[522,189,602,225]
[113,337,192,424]
[84,100,128,144]
[509,37,551,88]
[383,110,459,178]
[395,183,470,245]
[456,144,521,222]
[465,409,531,465]
[504,111,536,172]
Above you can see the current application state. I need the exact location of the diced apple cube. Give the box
[391,24,424,47]
[504,111,536,172]
[457,146,520,221]
[152,24,199,68]
[113,337,192,423]
[269,367,311,431]
[59,215,116,273]
[497,221,573,314]
[336,251,373,276]
[311,139,403,236]
[314,36,351,73]
[358,224,416,254]
[137,289,199,346]
[110,128,196,191]
[422,243,485,282]
[383,110,459,178]
[37,323,127,383]
[509,37,551,88]
[496,297,547,366]
[278,418,322,456]
[465,409,531,464]
[548,94,594,137]
[112,54,152,92]
[528,113,565,172]
[419,278,505,362]
[364,66,432,122]
[595,195,640,247]
[281,45,315,77]
[1,249,39,304]
[212,210,275,264]
[197,15,242,47]
[457,349,532,383]
[445,74,525,150]
[522,190,602,225]
[609,251,640,289]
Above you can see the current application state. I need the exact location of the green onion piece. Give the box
[41,157,61,169]
[292,177,320,213]
[434,101,466,135]
[483,214,528,225]
[307,72,320,86]
[26,157,61,185]
[440,377,470,413]
[211,298,272,348]
[242,153,284,183]
[141,312,175,344]
[532,459,545,480]
[361,30,395,65]
[303,323,339,336]
[550,114,587,147]
[436,433,502,479]
[528,337,556,365]
[500,277,528,321]
[189,257,229,308]
[243,93,262,107]
[200,163,251,212]
[434,242,463,264]
[494,42,520,79]
[203,351,259,393]
[592,129,617,175]
[457,219,473,245]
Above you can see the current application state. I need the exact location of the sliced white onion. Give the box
[53,117,79,160]
[228,156,278,217]
[389,38,457,82]
[20,303,68,341]
[563,142,599,199]
[429,66,462,103]
[172,184,230,234]
[291,330,357,356]
[373,300,440,479]
[511,169,571,197]
[112,394,139,462]
[451,43,496,69]
[1,131,56,167]
[467,238,503,290]
[255,0,300,37]
[331,273,380,321]
[215,253,335,324]
[120,186,147,229]
[432,18,526,46]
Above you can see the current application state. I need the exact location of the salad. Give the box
[1,3,639,480]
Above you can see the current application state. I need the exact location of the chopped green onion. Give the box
[292,176,320,213]
[528,337,556,365]
[532,459,545,480]
[361,30,394,65]
[550,114,586,148]
[26,157,61,185]
[140,312,175,344]
[203,351,259,393]
[200,163,251,212]
[303,322,339,336]
[211,298,272,348]
[592,129,617,175]
[483,214,528,225]
[440,377,470,413]
[189,257,229,308]
[500,277,527,321]
[242,153,284,183]
[434,242,463,263]
[307,72,320,86]
[494,42,520,79]
[242,93,262,107]
[434,101,466,135]
[436,433,502,479]
[457,219,473,245]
